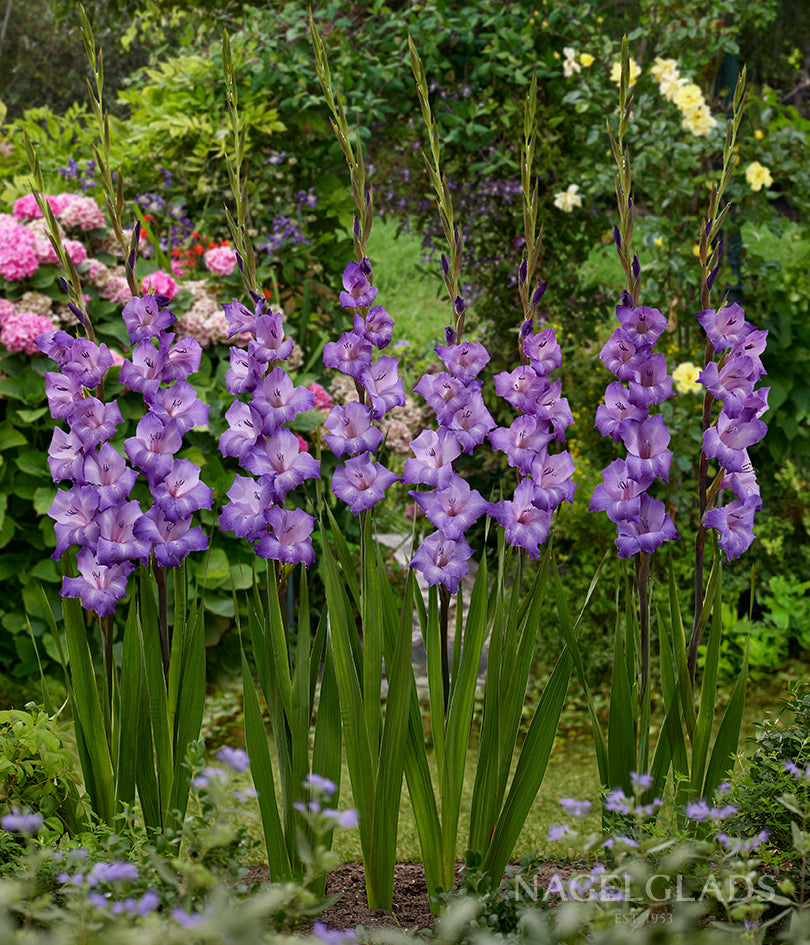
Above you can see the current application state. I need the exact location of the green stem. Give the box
[439,585,450,713]
[152,559,170,677]
[637,552,651,703]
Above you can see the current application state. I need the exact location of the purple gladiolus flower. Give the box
[434,340,490,382]
[409,476,489,540]
[45,371,84,420]
[702,411,768,473]
[95,500,151,565]
[704,496,759,560]
[70,397,124,449]
[615,495,679,558]
[255,507,316,567]
[403,428,461,487]
[163,335,202,383]
[616,303,668,345]
[530,450,577,511]
[595,382,647,441]
[323,402,383,458]
[119,335,172,399]
[625,349,674,407]
[253,367,315,431]
[489,480,553,559]
[219,402,263,461]
[49,485,101,559]
[413,371,479,419]
[249,311,295,363]
[61,548,134,616]
[696,302,752,351]
[243,428,320,501]
[125,414,183,483]
[133,508,208,568]
[443,391,496,453]
[623,415,673,484]
[523,328,562,375]
[359,356,406,420]
[534,381,575,441]
[409,532,474,593]
[323,331,374,379]
[222,298,258,337]
[62,338,114,388]
[150,380,209,433]
[353,305,394,348]
[36,329,78,367]
[489,415,553,475]
[699,356,758,417]
[331,454,400,514]
[48,428,85,482]
[152,459,213,522]
[219,475,273,542]
[226,347,264,394]
[82,443,139,509]
[339,260,378,308]
[492,365,546,413]
[122,294,176,344]
[589,459,644,522]
[599,329,637,380]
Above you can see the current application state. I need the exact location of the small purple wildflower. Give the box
[216,746,250,773]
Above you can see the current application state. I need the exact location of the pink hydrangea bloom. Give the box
[171,258,190,279]
[307,381,334,411]
[1,311,54,354]
[141,270,179,300]
[64,239,88,267]
[0,224,39,280]
[12,194,43,221]
[99,275,132,305]
[0,298,16,324]
[203,245,237,276]
[59,195,105,230]
[295,433,310,453]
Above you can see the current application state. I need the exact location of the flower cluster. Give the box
[590,292,679,558]
[37,294,211,615]
[217,295,319,567]
[322,260,403,517]
[651,57,718,138]
[489,312,576,559]
[698,302,768,560]
[406,320,494,591]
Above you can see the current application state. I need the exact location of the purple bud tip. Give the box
[532,280,549,306]
[520,318,534,339]
[627,196,633,210]
[153,294,171,309]
[235,251,244,274]
[454,225,460,243]
[519,260,528,285]
[365,190,371,208]
[453,295,465,316]
[441,253,450,276]
[360,257,372,276]
[133,219,141,242]
[128,248,136,271]
[444,326,457,344]
[59,277,69,295]
[67,303,86,325]
[620,289,633,308]
[248,289,263,307]
[353,216,360,237]
[707,264,719,291]
[613,226,622,250]
[705,219,713,238]
[632,255,640,279]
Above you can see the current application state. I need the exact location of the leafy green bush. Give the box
[0,706,85,840]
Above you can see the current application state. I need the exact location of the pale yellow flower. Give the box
[579,52,595,67]
[563,48,581,77]
[610,58,640,87]
[654,236,664,248]
[745,161,773,192]
[754,129,764,140]
[682,104,718,137]
[672,362,702,395]
[658,74,685,102]
[650,57,680,85]
[692,244,701,257]
[553,184,583,212]
[672,82,704,113]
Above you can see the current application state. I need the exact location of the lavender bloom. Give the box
[119,336,172,399]
[489,416,553,476]
[36,329,77,367]
[530,450,577,511]
[331,454,400,515]
[49,485,101,559]
[255,507,316,567]
[403,428,461,487]
[339,260,378,308]
[249,311,295,364]
[696,302,752,351]
[599,329,637,380]
[625,349,674,407]
[409,476,490,540]
[492,365,546,413]
[704,496,760,560]
[699,356,759,417]
[61,548,135,616]
[443,392,496,453]
[218,475,273,542]
[243,428,320,502]
[533,381,574,441]
[222,298,258,337]
[163,335,202,383]
[95,500,151,565]
[253,367,315,432]
[595,382,647,441]
[82,444,139,510]
[219,402,264,461]
[216,746,250,772]
[702,411,768,474]
[150,380,209,434]
[1,807,43,836]
[413,371,479,419]
[623,415,673,484]
[434,340,490,382]
[615,495,679,558]
[62,338,114,388]
[489,480,553,559]
[323,402,383,458]
[359,356,406,420]
[305,773,338,796]
[124,414,183,483]
[353,305,394,349]
[151,459,214,522]
[133,509,208,568]
[323,331,374,380]
[70,398,124,449]
[616,303,668,345]
[589,459,644,523]
[48,427,85,482]
[559,798,592,818]
[226,347,264,394]
[45,371,84,420]
[122,294,176,344]
[523,328,562,375]
[409,532,474,593]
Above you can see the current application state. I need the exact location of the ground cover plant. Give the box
[1,1,810,942]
